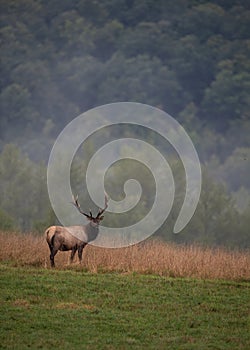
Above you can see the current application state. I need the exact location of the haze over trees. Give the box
[0,0,249,248]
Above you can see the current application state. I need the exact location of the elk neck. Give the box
[85,221,100,242]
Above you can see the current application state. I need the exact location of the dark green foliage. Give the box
[0,208,15,231]
[0,1,249,247]
[0,144,53,231]
[1,0,249,136]
[178,172,242,247]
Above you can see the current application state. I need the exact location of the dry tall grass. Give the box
[0,231,249,280]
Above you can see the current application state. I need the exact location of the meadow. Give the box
[0,231,249,280]
[0,231,249,349]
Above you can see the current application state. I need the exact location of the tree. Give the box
[56,55,103,111]
[50,10,95,57]
[201,59,250,130]
[0,208,15,231]
[97,54,188,115]
[0,84,38,138]
[0,144,50,231]
[238,204,250,248]
[217,147,250,191]
[177,171,240,247]
[93,20,124,60]
[177,3,225,42]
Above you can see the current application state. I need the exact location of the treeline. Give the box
[1,0,249,138]
[0,0,249,248]
[0,143,249,249]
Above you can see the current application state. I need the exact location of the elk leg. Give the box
[49,247,57,268]
[70,246,77,263]
[78,244,87,264]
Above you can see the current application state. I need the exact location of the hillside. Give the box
[0,1,249,247]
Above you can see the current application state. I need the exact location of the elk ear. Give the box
[99,216,104,221]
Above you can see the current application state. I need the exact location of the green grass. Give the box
[0,264,249,349]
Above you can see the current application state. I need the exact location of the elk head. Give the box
[72,193,109,225]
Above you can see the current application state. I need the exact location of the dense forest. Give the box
[0,0,249,248]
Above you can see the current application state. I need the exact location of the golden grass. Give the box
[0,231,249,280]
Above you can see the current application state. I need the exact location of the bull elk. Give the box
[45,194,109,267]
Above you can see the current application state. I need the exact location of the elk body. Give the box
[45,195,108,267]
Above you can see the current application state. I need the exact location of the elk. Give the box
[45,194,108,267]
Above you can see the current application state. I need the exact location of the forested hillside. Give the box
[0,0,249,248]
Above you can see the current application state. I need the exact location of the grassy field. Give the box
[0,265,249,349]
[0,232,249,349]
[0,231,249,280]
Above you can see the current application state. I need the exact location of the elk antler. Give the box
[72,195,93,219]
[96,193,109,219]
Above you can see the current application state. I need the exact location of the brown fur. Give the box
[45,223,99,267]
[46,195,108,267]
